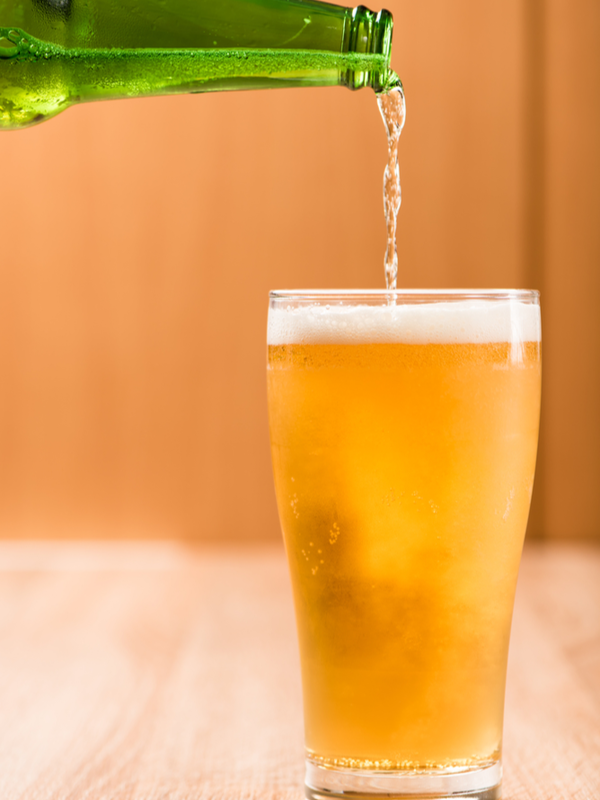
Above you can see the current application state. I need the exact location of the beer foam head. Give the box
[268,299,541,345]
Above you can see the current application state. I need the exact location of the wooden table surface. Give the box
[0,541,598,800]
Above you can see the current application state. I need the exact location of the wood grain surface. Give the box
[0,541,597,799]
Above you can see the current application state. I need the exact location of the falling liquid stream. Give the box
[377,84,406,292]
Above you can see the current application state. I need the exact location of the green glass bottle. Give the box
[0,0,398,130]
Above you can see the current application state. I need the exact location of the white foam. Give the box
[268,300,541,345]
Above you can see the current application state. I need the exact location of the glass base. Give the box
[305,759,501,800]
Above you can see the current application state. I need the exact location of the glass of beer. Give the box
[267,290,541,800]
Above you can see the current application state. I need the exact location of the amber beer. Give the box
[267,290,541,800]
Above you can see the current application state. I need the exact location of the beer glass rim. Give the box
[269,289,539,304]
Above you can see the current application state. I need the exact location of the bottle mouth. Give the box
[346,7,393,59]
[343,6,394,91]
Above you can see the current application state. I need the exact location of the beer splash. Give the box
[377,84,406,291]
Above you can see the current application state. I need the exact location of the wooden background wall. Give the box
[0,0,597,541]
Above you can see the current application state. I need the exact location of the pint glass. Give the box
[267,290,541,800]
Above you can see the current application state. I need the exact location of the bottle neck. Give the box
[342,6,394,91]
